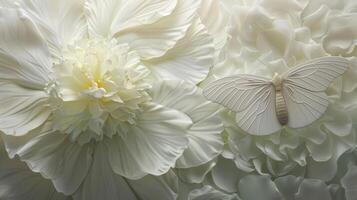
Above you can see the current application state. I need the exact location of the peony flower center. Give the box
[47,39,151,144]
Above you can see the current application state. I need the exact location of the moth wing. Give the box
[282,56,349,91]
[282,83,328,128]
[203,75,281,135]
[281,56,348,128]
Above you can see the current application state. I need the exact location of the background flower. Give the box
[203,0,357,179]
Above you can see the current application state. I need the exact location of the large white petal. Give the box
[0,83,50,136]
[0,8,52,136]
[199,0,230,53]
[151,80,224,168]
[17,0,86,59]
[0,8,52,87]
[73,143,137,200]
[2,125,93,195]
[85,0,177,38]
[115,0,201,59]
[0,137,70,200]
[108,102,191,179]
[127,171,179,200]
[145,18,214,84]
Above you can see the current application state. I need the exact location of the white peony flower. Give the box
[0,0,225,198]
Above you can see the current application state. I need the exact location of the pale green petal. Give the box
[341,164,357,200]
[0,137,71,200]
[238,175,283,200]
[295,179,332,200]
[188,185,240,200]
[2,127,93,195]
[211,157,247,193]
[274,175,303,200]
[306,157,338,182]
[73,143,136,200]
[127,171,178,200]
[177,158,217,184]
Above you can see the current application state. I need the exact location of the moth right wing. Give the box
[281,56,349,128]
[203,75,281,135]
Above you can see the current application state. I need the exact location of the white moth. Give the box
[203,57,350,136]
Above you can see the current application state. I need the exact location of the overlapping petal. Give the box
[145,18,214,84]
[116,0,201,59]
[17,0,87,59]
[74,142,179,200]
[85,0,177,38]
[108,102,191,179]
[0,8,52,136]
[151,80,224,168]
[0,137,71,200]
[2,123,93,195]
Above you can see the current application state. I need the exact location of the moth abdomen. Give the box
[275,90,288,125]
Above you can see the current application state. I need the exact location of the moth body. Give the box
[272,73,288,125]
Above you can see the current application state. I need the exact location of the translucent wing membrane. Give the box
[203,75,272,112]
[283,84,328,128]
[282,56,349,128]
[234,85,281,135]
[203,75,281,135]
[283,56,349,91]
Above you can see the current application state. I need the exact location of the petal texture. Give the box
[17,0,86,58]
[151,80,224,168]
[0,137,70,200]
[85,0,177,38]
[73,143,137,200]
[0,8,52,136]
[108,102,191,179]
[146,18,214,84]
[115,0,201,59]
[2,124,93,195]
[127,171,179,200]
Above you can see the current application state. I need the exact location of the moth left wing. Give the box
[203,75,281,135]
